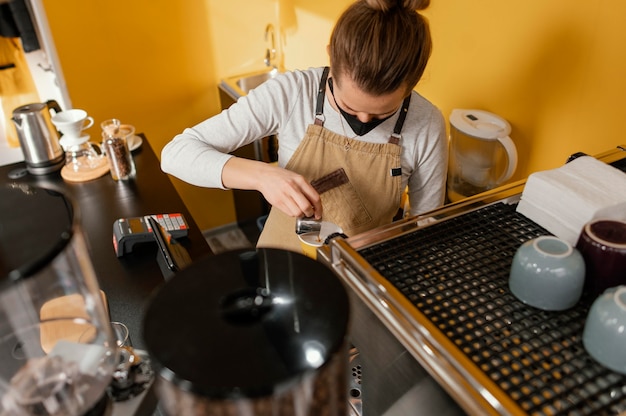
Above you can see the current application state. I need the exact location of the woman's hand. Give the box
[222,157,322,219]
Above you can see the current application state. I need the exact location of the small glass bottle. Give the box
[102,122,136,180]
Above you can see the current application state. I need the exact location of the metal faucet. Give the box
[264,24,276,68]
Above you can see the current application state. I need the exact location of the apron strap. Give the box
[388,94,411,145]
[315,67,330,126]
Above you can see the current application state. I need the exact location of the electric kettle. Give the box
[11,100,64,175]
[447,109,518,202]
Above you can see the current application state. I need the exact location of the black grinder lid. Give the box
[142,248,350,399]
[0,184,74,288]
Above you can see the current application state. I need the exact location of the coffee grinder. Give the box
[0,184,117,415]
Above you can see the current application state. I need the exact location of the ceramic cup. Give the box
[582,285,626,374]
[509,235,585,311]
[575,219,626,300]
[297,221,342,260]
[51,109,94,138]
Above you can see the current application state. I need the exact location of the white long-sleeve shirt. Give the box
[161,67,448,216]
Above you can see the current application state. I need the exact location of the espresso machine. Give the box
[0,184,117,415]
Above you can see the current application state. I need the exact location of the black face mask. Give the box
[328,78,394,136]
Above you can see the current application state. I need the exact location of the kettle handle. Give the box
[46,99,62,115]
[496,135,518,184]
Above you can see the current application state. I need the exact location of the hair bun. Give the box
[365,0,430,12]
[406,0,430,11]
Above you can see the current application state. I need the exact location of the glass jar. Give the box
[102,124,136,181]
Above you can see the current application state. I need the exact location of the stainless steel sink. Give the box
[220,68,280,100]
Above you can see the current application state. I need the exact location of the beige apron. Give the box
[257,67,410,253]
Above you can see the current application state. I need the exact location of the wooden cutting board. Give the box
[61,159,110,182]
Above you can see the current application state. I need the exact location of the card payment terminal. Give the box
[113,213,189,257]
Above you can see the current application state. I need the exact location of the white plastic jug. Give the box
[447,109,518,202]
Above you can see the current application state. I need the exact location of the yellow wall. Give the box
[42,0,626,230]
[422,1,626,178]
[43,0,236,230]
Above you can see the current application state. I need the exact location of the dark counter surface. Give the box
[0,135,213,349]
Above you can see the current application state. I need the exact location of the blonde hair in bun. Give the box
[329,0,432,95]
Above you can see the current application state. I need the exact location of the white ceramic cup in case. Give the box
[509,235,585,311]
[51,109,94,138]
[582,285,626,374]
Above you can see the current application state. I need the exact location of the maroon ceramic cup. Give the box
[575,219,626,300]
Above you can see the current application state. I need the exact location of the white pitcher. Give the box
[447,109,518,202]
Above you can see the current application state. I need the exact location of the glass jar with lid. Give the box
[101,119,136,181]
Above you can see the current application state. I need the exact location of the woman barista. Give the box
[161,0,448,252]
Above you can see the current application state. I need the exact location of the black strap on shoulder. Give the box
[388,94,411,145]
[315,67,330,126]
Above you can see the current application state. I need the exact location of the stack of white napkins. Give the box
[516,156,626,245]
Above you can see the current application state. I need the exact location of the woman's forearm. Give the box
[222,157,322,219]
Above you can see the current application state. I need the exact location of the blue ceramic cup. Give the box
[583,285,626,374]
[509,236,585,311]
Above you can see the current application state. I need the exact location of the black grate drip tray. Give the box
[359,202,626,415]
